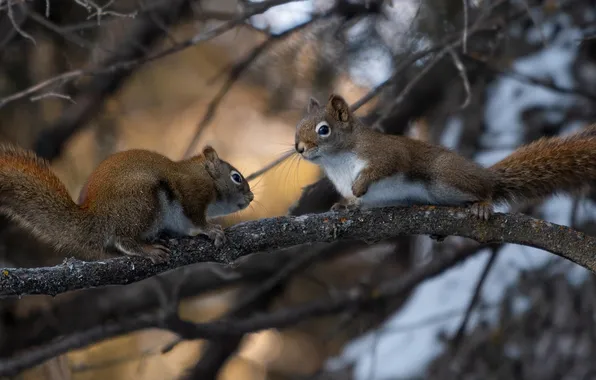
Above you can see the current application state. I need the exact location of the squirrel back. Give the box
[491,125,596,203]
[0,144,253,263]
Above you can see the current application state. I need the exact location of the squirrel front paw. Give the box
[331,197,361,212]
[351,177,369,198]
[468,201,493,220]
[110,237,171,264]
[141,244,171,264]
[331,202,346,211]
[189,223,226,247]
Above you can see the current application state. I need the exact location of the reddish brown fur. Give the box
[490,131,596,203]
[0,144,251,262]
[296,93,596,214]
[0,144,91,257]
[296,95,494,202]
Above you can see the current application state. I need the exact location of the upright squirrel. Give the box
[295,93,596,219]
[0,144,253,263]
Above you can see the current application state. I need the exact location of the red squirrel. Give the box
[295,93,596,219]
[0,144,253,263]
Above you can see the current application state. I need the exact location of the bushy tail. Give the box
[490,125,596,203]
[0,144,92,253]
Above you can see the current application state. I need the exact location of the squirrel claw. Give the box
[331,202,346,211]
[142,244,171,264]
[331,197,361,212]
[468,201,493,220]
[206,227,226,247]
[189,224,226,247]
[110,237,170,264]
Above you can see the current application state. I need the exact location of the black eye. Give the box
[315,121,330,137]
[230,171,242,184]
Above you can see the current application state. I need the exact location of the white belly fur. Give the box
[320,153,366,198]
[143,189,195,239]
[320,153,473,208]
[361,174,434,208]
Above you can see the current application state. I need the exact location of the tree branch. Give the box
[0,238,484,376]
[1,241,361,356]
[15,0,303,161]
[1,206,596,298]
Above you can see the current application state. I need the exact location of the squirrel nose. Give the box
[296,142,305,154]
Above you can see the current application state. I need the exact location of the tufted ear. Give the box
[307,97,321,113]
[202,145,219,162]
[326,94,350,122]
[202,145,220,176]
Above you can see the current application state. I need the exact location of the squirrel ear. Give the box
[202,145,219,162]
[202,146,220,177]
[326,94,350,122]
[307,97,320,113]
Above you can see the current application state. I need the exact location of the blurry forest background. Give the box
[0,0,595,379]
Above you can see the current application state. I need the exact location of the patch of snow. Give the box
[441,117,463,149]
[483,24,582,149]
[249,0,314,34]
[349,48,393,87]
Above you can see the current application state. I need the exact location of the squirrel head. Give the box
[295,94,356,162]
[199,146,254,218]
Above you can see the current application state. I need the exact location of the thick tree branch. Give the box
[1,241,362,356]
[0,240,483,376]
[1,206,596,298]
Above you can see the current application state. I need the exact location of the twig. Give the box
[245,152,295,182]
[163,242,342,354]
[27,10,107,51]
[6,0,35,45]
[29,92,76,103]
[243,49,441,183]
[461,0,468,53]
[181,243,339,378]
[0,0,303,110]
[450,245,501,349]
[371,0,511,130]
[181,7,332,158]
[371,46,451,130]
[464,54,596,102]
[448,48,472,109]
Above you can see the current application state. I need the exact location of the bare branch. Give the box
[1,206,596,298]
[0,0,304,110]
[29,91,75,103]
[182,7,332,158]
[246,152,295,182]
[6,0,34,45]
[180,242,335,378]
[28,0,307,162]
[2,242,359,356]
[0,236,486,376]
[451,245,501,348]
[462,0,468,53]
[448,49,472,109]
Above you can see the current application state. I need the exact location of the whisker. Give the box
[246,151,294,182]
[252,199,269,214]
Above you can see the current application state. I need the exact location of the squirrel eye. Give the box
[315,121,330,137]
[230,170,242,184]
